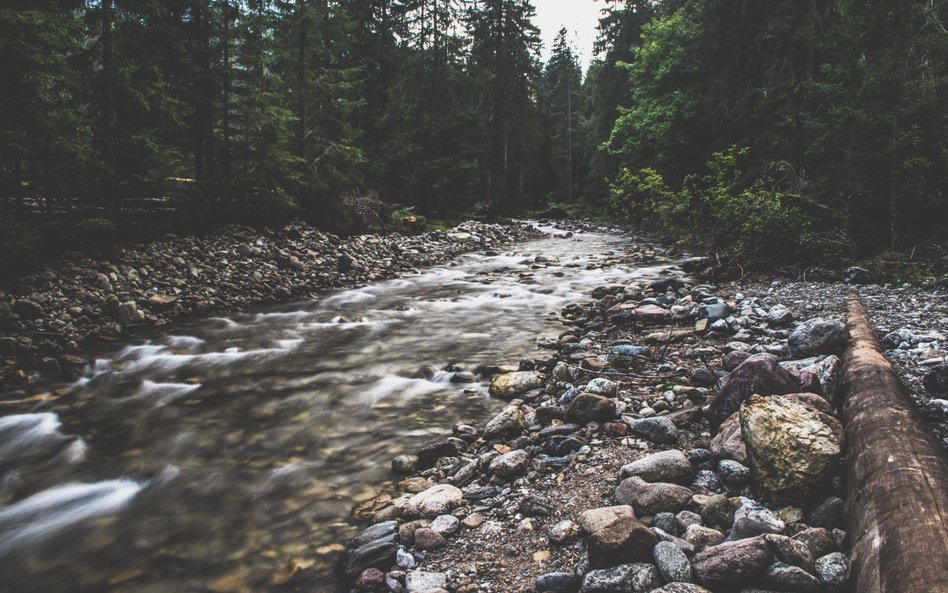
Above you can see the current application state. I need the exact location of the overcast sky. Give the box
[533,0,603,72]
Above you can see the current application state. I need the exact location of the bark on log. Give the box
[841,294,948,593]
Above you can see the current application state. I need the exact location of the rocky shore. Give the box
[0,220,537,391]
[340,226,948,593]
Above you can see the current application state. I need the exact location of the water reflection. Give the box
[0,224,671,592]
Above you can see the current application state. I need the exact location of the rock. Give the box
[780,356,841,401]
[356,568,387,592]
[691,537,774,588]
[763,534,816,574]
[13,299,44,320]
[536,572,580,593]
[349,521,399,550]
[717,460,751,490]
[675,511,702,531]
[699,303,730,323]
[814,552,849,589]
[405,571,447,593]
[147,293,177,309]
[651,277,685,293]
[923,365,948,395]
[461,513,484,529]
[707,354,814,435]
[723,350,753,372]
[653,541,693,583]
[652,585,712,593]
[416,441,459,467]
[629,417,679,444]
[615,477,693,516]
[117,300,144,325]
[694,468,726,493]
[633,304,672,323]
[730,498,786,539]
[412,528,446,550]
[709,413,748,464]
[489,371,544,399]
[404,485,463,518]
[520,494,554,517]
[760,561,821,592]
[740,395,842,504]
[483,405,527,439]
[549,519,583,545]
[580,563,661,593]
[788,318,849,358]
[619,449,694,485]
[566,393,617,424]
[683,525,726,552]
[767,305,794,326]
[430,515,459,536]
[392,455,420,474]
[796,528,837,558]
[489,449,530,479]
[345,539,398,578]
[691,368,717,387]
[699,494,738,529]
[806,496,844,529]
[586,378,619,397]
[578,505,657,568]
[843,266,872,284]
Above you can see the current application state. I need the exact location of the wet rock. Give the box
[345,539,398,579]
[653,541,693,583]
[615,477,693,516]
[392,455,419,475]
[699,494,739,529]
[730,497,786,539]
[814,552,849,589]
[693,470,725,494]
[404,484,462,518]
[709,413,748,464]
[740,395,842,504]
[578,505,657,568]
[923,365,948,395]
[117,300,144,325]
[788,318,849,358]
[580,563,661,593]
[760,561,821,592]
[692,537,774,588]
[489,371,544,399]
[147,293,177,310]
[549,519,583,545]
[416,441,459,468]
[629,417,679,444]
[717,460,751,489]
[619,449,694,485]
[483,405,527,439]
[763,534,816,574]
[356,568,387,592]
[707,354,813,435]
[405,571,447,593]
[536,571,580,593]
[489,449,530,479]
[652,585,711,593]
[723,350,752,372]
[567,393,617,424]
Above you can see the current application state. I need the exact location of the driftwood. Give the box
[840,295,948,593]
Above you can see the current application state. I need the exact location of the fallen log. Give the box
[840,294,948,593]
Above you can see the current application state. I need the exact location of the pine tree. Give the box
[540,28,582,203]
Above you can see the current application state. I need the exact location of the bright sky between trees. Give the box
[533,0,602,71]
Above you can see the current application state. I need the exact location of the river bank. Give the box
[341,222,948,593]
[0,220,538,392]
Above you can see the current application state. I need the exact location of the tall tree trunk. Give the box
[296,0,306,158]
[221,0,231,186]
[101,0,116,211]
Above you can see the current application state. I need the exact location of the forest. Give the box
[1,0,946,274]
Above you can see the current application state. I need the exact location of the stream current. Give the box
[0,224,672,592]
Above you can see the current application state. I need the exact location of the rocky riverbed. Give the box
[341,224,948,593]
[0,220,538,391]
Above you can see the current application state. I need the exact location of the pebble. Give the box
[653,541,693,583]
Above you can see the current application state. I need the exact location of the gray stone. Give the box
[710,413,748,464]
[580,563,661,593]
[653,541,693,583]
[615,477,693,516]
[567,393,617,424]
[763,534,816,574]
[652,585,712,593]
[404,484,462,518]
[536,571,580,593]
[780,355,841,401]
[586,378,619,397]
[788,318,849,358]
[717,460,751,489]
[619,449,694,484]
[760,561,821,592]
[117,300,144,325]
[796,528,837,558]
[483,405,527,439]
[692,537,774,588]
[430,514,459,536]
[412,528,446,550]
[683,524,725,552]
[489,371,544,399]
[548,519,583,545]
[345,539,397,578]
[630,417,679,444]
[489,449,530,479]
[814,552,849,589]
[405,571,447,593]
[392,455,419,474]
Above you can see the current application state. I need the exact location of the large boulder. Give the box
[488,371,543,399]
[619,449,694,484]
[788,318,849,358]
[706,354,817,435]
[578,505,657,568]
[691,537,774,588]
[740,395,842,504]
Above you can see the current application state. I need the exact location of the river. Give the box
[0,224,673,593]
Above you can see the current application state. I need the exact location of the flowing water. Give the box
[0,224,673,593]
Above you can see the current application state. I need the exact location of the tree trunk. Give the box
[296,0,306,158]
[101,0,116,211]
[221,0,231,186]
[840,295,948,593]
